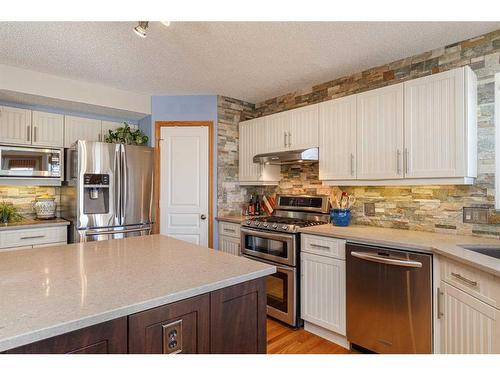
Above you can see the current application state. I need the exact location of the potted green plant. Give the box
[0,201,23,224]
[104,122,149,145]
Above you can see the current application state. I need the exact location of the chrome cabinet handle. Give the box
[34,126,37,142]
[27,125,31,142]
[451,272,478,287]
[310,243,331,250]
[224,228,236,233]
[437,287,444,319]
[20,235,45,240]
[350,154,355,176]
[351,251,423,268]
[288,131,292,147]
[397,149,401,175]
[404,148,409,175]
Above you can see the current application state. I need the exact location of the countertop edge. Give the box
[0,220,70,231]
[0,266,275,352]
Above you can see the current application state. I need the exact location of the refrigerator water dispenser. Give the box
[83,173,110,214]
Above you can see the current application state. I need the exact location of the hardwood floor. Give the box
[267,318,351,354]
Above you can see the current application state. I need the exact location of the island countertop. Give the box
[0,235,275,352]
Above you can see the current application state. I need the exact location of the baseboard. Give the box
[304,321,350,350]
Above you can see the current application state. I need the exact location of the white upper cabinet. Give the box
[0,106,31,146]
[319,95,357,180]
[265,111,288,153]
[356,83,404,180]
[287,105,319,150]
[239,117,280,184]
[31,111,64,148]
[404,66,477,179]
[64,116,102,148]
[265,105,319,153]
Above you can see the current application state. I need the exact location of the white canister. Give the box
[33,197,57,219]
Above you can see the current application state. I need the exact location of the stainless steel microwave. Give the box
[0,145,62,178]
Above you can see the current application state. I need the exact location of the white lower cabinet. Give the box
[439,281,500,354]
[217,220,241,256]
[300,235,347,348]
[0,226,67,251]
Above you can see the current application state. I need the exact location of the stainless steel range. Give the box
[241,195,330,327]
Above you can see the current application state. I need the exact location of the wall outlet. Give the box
[364,202,376,217]
[463,207,490,224]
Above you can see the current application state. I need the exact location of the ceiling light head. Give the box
[133,21,149,38]
[160,21,171,27]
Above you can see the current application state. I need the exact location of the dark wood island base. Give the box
[4,278,267,354]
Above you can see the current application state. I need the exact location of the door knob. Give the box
[200,214,207,220]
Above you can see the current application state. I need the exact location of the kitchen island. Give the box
[0,235,275,354]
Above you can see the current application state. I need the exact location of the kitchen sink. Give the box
[459,245,500,260]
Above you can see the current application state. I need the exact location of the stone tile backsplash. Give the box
[0,186,61,218]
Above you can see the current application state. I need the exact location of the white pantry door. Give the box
[159,126,209,246]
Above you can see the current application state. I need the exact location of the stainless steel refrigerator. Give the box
[61,141,154,243]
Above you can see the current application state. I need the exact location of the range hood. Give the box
[253,148,319,165]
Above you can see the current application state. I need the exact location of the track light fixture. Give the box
[133,21,149,38]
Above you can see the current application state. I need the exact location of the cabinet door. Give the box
[101,120,123,140]
[32,111,64,147]
[64,116,102,147]
[239,118,261,181]
[287,104,319,150]
[404,67,466,178]
[265,111,288,152]
[4,317,127,354]
[210,278,267,353]
[128,294,210,354]
[0,106,31,146]
[218,235,240,256]
[319,96,357,180]
[356,84,404,180]
[301,252,346,335]
[439,282,500,354]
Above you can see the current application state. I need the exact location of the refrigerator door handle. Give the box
[115,145,122,225]
[120,145,127,225]
[84,226,152,236]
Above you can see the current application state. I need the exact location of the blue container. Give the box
[330,209,351,226]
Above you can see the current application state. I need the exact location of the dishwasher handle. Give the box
[350,251,423,268]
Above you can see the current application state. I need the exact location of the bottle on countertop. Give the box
[255,195,261,216]
[248,195,255,216]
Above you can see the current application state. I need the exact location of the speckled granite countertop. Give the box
[0,235,275,352]
[300,224,500,277]
[0,218,69,231]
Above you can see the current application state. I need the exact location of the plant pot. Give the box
[33,197,56,219]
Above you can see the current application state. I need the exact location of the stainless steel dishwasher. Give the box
[346,243,432,354]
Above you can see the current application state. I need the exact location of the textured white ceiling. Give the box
[0,22,499,103]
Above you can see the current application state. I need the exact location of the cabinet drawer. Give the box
[440,256,500,309]
[301,234,346,260]
[0,226,67,249]
[218,221,241,239]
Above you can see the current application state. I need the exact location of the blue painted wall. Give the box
[150,95,219,248]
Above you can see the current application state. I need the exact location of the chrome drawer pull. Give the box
[437,287,444,319]
[310,243,331,250]
[451,272,478,287]
[20,235,45,240]
[224,228,236,233]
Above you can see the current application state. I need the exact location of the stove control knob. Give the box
[282,225,288,230]
[255,222,260,226]
[246,221,251,225]
[263,223,268,227]
[272,224,278,229]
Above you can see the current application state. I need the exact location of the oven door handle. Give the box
[242,254,295,272]
[350,251,423,268]
[240,227,295,241]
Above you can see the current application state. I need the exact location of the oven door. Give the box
[241,227,296,266]
[0,145,61,178]
[243,255,297,327]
